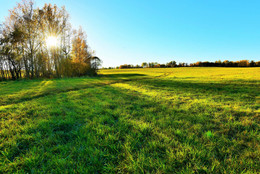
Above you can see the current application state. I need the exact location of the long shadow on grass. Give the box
[130,78,259,105]
[99,73,146,78]
[1,84,258,173]
[0,74,150,106]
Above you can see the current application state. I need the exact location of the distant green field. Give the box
[0,67,259,173]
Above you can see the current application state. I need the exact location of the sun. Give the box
[46,36,58,48]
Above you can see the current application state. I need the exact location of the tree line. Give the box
[114,60,260,69]
[0,0,101,81]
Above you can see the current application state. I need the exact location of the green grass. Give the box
[0,67,259,173]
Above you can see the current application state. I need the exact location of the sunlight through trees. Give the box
[0,0,101,80]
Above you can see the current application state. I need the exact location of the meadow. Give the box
[0,67,259,173]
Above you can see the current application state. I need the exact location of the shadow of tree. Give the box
[99,73,146,78]
[129,78,259,106]
[0,74,149,106]
[0,82,258,173]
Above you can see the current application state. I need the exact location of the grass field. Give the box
[0,67,259,173]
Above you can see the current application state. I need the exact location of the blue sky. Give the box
[1,0,260,67]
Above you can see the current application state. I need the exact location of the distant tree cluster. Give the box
[0,0,101,80]
[117,60,259,69]
[118,64,142,69]
[190,60,259,67]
